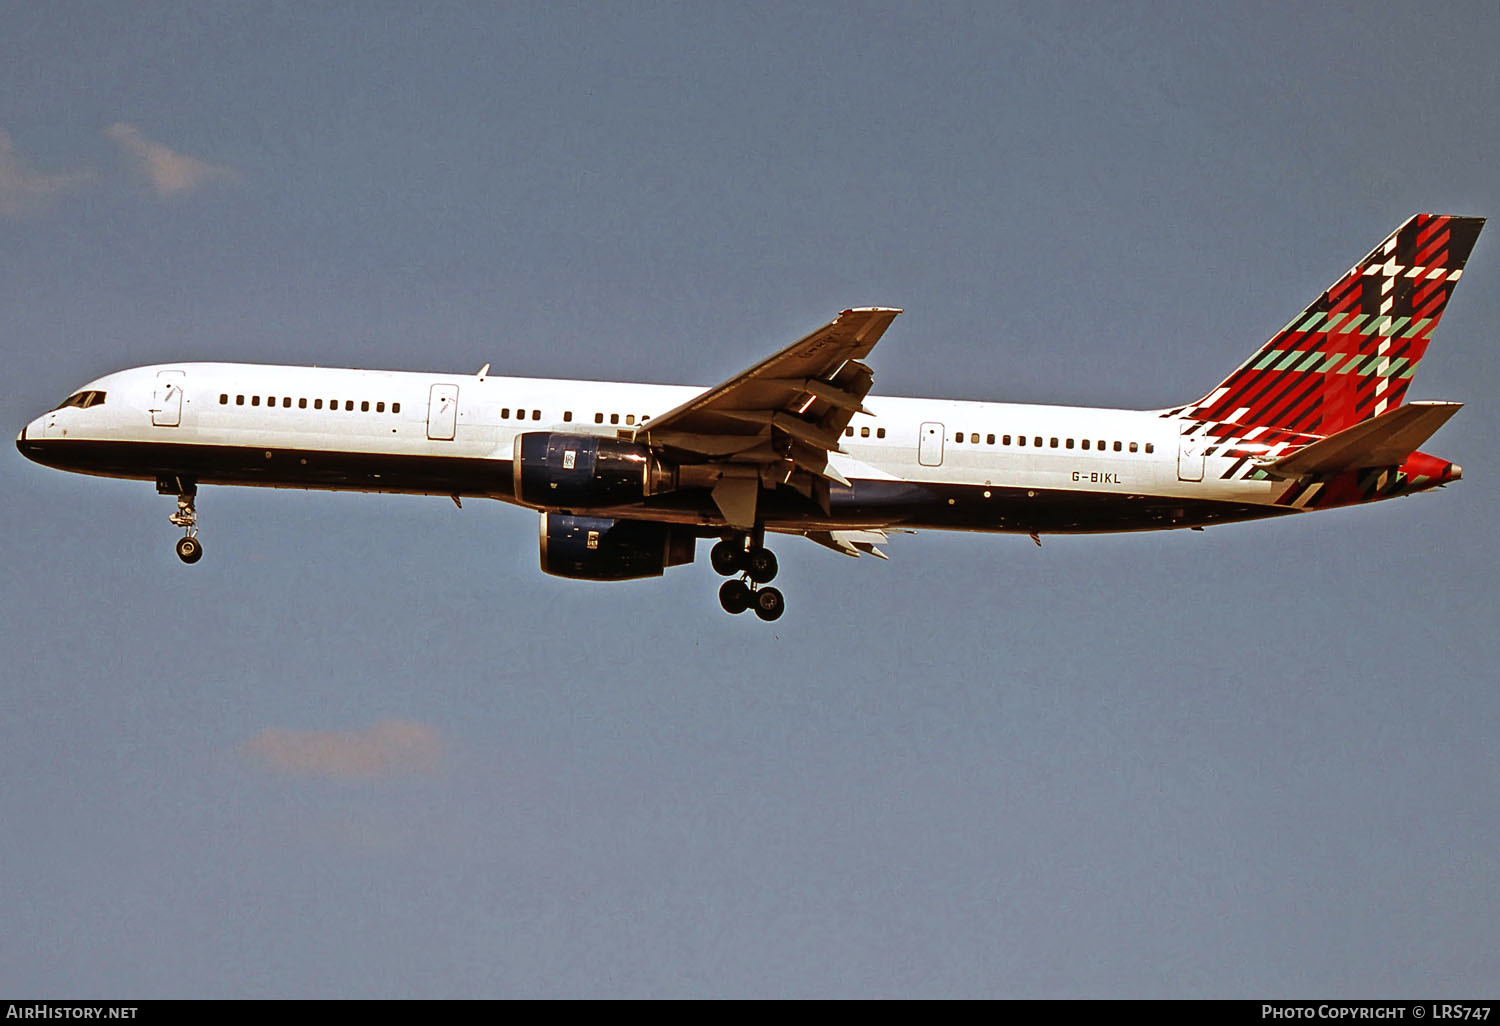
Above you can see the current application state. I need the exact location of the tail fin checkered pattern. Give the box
[1182,214,1484,434]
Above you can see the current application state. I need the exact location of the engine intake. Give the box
[514,432,677,510]
[539,513,696,581]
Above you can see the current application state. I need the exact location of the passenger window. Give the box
[314,399,323,410]
[1113,441,1122,452]
[361,401,370,412]
[1082,439,1090,450]
[392,402,400,414]
[1002,434,1011,445]
[375,401,383,412]
[219,394,228,405]
[1066,438,1074,449]
[1049,437,1058,448]
[1129,442,1138,453]
[610,414,619,425]
[877,428,885,439]
[299,398,308,409]
[1033,437,1042,447]
[1145,442,1154,454]
[626,414,635,425]
[594,412,604,424]
[1017,436,1026,446]
[282,397,290,408]
[986,434,995,445]
[564,411,572,422]
[970,433,979,444]
[345,401,354,411]
[845,427,854,437]
[501,408,509,418]
[954,432,963,443]
[236,395,244,405]
[252,396,260,406]
[532,410,540,421]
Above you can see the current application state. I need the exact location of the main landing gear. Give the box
[158,475,203,564]
[710,534,784,622]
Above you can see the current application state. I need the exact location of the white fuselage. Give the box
[19,361,1291,535]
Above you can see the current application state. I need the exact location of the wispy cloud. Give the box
[105,122,240,197]
[0,128,93,216]
[241,720,444,780]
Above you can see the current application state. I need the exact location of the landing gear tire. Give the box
[175,535,203,564]
[710,540,744,576]
[719,579,752,614]
[712,531,782,621]
[745,547,778,584]
[753,586,785,622]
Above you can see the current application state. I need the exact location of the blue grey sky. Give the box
[3,1,1497,998]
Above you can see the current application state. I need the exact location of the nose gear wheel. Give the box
[159,476,203,564]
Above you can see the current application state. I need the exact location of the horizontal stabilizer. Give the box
[1257,400,1462,478]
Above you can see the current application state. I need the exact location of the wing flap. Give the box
[802,529,898,559]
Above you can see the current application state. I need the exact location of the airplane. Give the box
[17,213,1484,622]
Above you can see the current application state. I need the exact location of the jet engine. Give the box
[538,513,696,581]
[514,432,677,509]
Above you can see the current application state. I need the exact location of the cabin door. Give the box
[919,422,945,467]
[427,384,459,440]
[151,370,185,427]
[1177,423,1205,482]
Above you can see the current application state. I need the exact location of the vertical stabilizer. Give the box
[1179,214,1483,434]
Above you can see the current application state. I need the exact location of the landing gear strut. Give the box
[159,475,203,564]
[710,533,783,621]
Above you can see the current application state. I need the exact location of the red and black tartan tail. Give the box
[1179,214,1484,434]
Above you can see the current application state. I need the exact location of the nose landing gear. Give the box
[710,535,784,621]
[158,475,203,564]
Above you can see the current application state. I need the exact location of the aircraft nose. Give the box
[17,417,47,463]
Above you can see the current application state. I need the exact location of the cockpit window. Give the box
[51,390,107,411]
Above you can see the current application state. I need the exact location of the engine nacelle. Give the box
[538,513,696,581]
[514,432,677,510]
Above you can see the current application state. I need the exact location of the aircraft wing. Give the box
[633,307,902,527]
